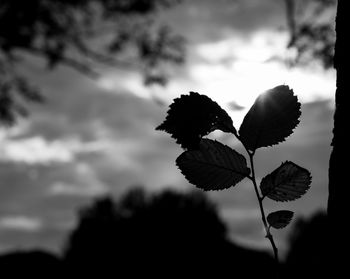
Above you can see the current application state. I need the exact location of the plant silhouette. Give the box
[157,85,312,275]
[63,187,274,277]
[1,192,328,277]
[284,212,330,278]
[0,250,62,277]
[328,2,347,275]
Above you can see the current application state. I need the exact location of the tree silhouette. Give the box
[327,0,348,274]
[0,250,62,276]
[285,1,346,274]
[284,0,336,68]
[284,212,330,278]
[63,187,274,277]
[0,0,184,124]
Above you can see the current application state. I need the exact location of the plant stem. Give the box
[247,152,279,264]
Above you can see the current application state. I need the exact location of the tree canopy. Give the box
[285,0,336,68]
[63,187,274,277]
[0,0,185,124]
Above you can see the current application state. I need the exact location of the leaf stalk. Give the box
[245,148,279,266]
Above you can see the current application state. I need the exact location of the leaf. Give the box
[267,210,294,229]
[260,161,312,202]
[239,85,301,151]
[156,92,236,150]
[176,139,250,191]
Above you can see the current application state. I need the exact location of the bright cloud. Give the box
[191,30,335,104]
[94,30,335,129]
[97,71,152,99]
[49,181,106,197]
[196,30,289,63]
[0,216,43,232]
[0,134,109,165]
[0,137,74,164]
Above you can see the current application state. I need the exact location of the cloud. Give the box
[0,136,74,164]
[190,32,335,101]
[228,101,245,111]
[96,70,153,99]
[92,29,335,129]
[195,30,289,63]
[47,163,108,197]
[0,216,42,231]
[1,71,333,258]
[49,182,105,197]
[0,63,189,253]
[0,222,67,254]
[163,0,288,43]
[0,0,335,256]
[220,207,260,222]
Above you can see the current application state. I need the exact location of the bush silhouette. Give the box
[284,212,330,278]
[63,187,274,277]
[0,250,61,277]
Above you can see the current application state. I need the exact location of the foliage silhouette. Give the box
[63,187,274,277]
[260,161,311,202]
[0,0,184,125]
[267,210,294,229]
[2,189,333,277]
[176,139,250,190]
[157,85,312,271]
[0,250,62,277]
[239,85,301,151]
[328,0,348,274]
[284,212,331,278]
[284,0,336,68]
[156,92,236,150]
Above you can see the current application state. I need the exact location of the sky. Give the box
[0,0,336,258]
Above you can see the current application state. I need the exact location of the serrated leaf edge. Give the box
[267,210,294,230]
[260,161,312,202]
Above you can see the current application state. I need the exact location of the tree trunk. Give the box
[328,0,349,273]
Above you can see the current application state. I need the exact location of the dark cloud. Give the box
[228,101,246,111]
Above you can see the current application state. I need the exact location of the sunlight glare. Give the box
[95,30,335,128]
[189,31,335,126]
